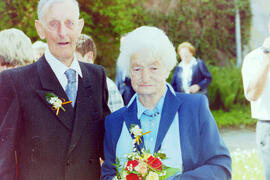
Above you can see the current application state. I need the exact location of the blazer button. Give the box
[66,160,70,167]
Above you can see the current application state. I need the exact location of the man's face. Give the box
[35,1,84,63]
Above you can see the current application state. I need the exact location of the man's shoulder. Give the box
[79,61,104,72]
[0,62,37,79]
[244,48,262,61]
[106,77,117,89]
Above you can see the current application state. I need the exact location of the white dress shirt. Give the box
[179,57,197,93]
[242,48,270,120]
[44,49,82,91]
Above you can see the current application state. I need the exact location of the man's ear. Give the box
[78,18,84,34]
[35,20,45,40]
[85,51,94,64]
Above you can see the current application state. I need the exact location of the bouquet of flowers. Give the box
[113,125,180,180]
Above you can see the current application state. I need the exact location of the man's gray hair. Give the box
[37,0,80,21]
[0,28,33,67]
[117,26,177,77]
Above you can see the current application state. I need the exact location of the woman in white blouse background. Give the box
[171,42,212,97]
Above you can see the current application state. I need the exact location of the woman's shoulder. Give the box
[175,92,207,108]
[196,58,205,64]
[106,106,127,122]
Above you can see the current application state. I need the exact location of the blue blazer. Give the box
[101,90,231,180]
[171,59,212,96]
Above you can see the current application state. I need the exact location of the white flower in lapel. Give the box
[49,97,63,108]
[45,93,72,116]
[130,125,143,137]
[130,124,151,146]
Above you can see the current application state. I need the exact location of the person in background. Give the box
[0,0,110,179]
[76,34,124,112]
[242,13,270,180]
[171,42,212,97]
[0,28,33,71]
[101,26,231,180]
[115,35,135,105]
[32,40,48,60]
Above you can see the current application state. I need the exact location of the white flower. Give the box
[146,171,159,180]
[120,171,128,179]
[53,98,63,108]
[134,161,148,176]
[49,97,58,104]
[49,97,62,108]
[130,125,143,137]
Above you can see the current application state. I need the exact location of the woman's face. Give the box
[129,51,169,98]
[179,47,193,63]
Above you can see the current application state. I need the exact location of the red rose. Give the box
[147,155,162,170]
[125,160,139,171]
[126,173,140,180]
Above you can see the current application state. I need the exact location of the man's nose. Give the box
[58,23,67,38]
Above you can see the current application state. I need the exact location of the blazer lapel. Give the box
[36,56,74,131]
[154,90,183,152]
[67,63,97,156]
[124,100,145,151]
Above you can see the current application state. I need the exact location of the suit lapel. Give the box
[67,63,97,156]
[154,90,183,152]
[124,100,145,151]
[36,56,74,131]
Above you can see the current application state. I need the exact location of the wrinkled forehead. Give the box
[41,0,79,22]
[130,50,163,67]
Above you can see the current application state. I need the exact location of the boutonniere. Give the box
[45,93,72,116]
[130,124,151,146]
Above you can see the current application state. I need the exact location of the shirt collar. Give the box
[179,56,197,68]
[45,49,83,78]
[126,85,171,120]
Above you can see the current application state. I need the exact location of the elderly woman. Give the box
[101,26,231,180]
[171,42,212,97]
[0,28,33,71]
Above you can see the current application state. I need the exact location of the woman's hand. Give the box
[189,84,200,93]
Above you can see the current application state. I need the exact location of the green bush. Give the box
[212,104,255,128]
[208,64,247,111]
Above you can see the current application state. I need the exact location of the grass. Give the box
[231,149,264,180]
[212,104,256,128]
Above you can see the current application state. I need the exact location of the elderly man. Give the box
[242,13,270,180]
[101,26,231,180]
[0,0,110,180]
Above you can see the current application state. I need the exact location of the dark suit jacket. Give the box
[115,67,135,105]
[171,59,212,96]
[0,56,110,180]
[101,90,231,180]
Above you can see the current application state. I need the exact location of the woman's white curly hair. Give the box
[117,26,177,77]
